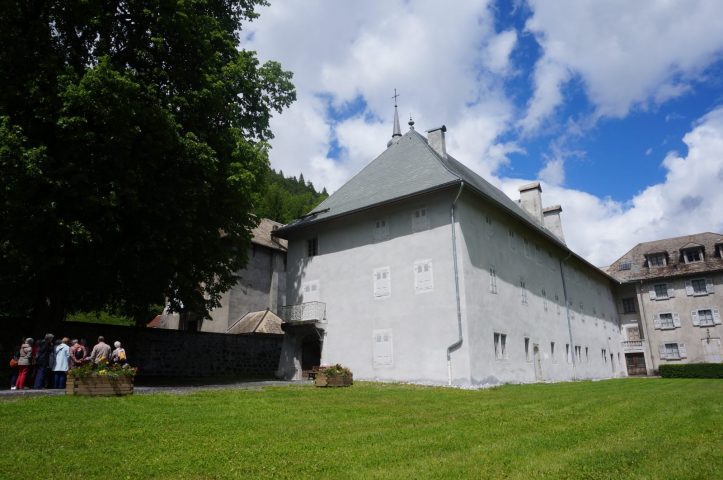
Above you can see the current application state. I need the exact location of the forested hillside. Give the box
[256,169,328,224]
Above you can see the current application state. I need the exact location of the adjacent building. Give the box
[606,233,723,374]
[150,218,287,334]
[273,110,625,386]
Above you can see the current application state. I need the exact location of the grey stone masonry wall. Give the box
[1,322,282,378]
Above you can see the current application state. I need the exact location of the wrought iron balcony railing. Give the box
[279,301,326,324]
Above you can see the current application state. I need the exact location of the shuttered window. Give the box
[414,259,433,293]
[412,207,429,232]
[373,267,391,298]
[372,329,393,367]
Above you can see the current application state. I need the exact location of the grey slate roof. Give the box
[274,127,616,280]
[605,232,723,282]
[251,218,287,252]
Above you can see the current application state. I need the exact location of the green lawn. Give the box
[1,379,720,479]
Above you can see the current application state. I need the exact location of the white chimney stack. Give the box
[543,205,565,243]
[426,125,447,158]
[518,182,543,223]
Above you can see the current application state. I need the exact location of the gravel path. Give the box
[1,380,308,398]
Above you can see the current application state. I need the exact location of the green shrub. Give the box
[659,363,723,378]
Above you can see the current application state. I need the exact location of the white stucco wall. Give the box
[457,194,624,385]
[285,189,470,385]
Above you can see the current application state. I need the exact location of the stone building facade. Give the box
[606,233,723,374]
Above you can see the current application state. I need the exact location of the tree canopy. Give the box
[255,169,328,224]
[0,0,295,326]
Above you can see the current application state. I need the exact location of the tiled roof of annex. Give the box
[605,232,723,282]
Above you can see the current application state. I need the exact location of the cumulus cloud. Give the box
[533,106,723,266]
[522,0,723,132]
[244,0,521,191]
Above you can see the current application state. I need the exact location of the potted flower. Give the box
[66,359,138,396]
[314,364,353,387]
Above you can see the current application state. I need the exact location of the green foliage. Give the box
[255,169,328,223]
[65,311,135,327]
[67,358,137,379]
[659,363,723,378]
[0,380,721,478]
[319,363,353,379]
[0,1,295,325]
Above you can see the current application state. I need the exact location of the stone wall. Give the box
[1,321,282,378]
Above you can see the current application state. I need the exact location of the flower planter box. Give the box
[314,372,353,387]
[66,376,134,396]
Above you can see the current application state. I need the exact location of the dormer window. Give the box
[682,247,703,263]
[647,253,667,267]
[716,243,723,258]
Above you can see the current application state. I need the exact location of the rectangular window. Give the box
[307,237,318,257]
[623,297,635,313]
[520,278,528,305]
[373,329,393,367]
[585,347,589,362]
[654,283,669,298]
[524,337,531,362]
[566,344,571,364]
[627,326,641,341]
[412,207,429,232]
[648,253,666,267]
[523,238,531,258]
[373,267,391,298]
[488,266,498,294]
[302,280,320,303]
[575,345,582,362]
[550,342,556,363]
[508,230,516,251]
[664,343,680,359]
[683,248,702,263]
[373,219,389,242]
[542,289,548,312]
[414,259,434,294]
[494,333,507,360]
[697,309,716,326]
[659,313,675,329]
[602,348,607,362]
[618,261,632,271]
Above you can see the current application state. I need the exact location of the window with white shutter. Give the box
[372,329,393,367]
[414,259,433,294]
[653,283,669,299]
[412,207,429,232]
[373,267,391,299]
[302,280,320,302]
[694,309,720,326]
[688,278,709,296]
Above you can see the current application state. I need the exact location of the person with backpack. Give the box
[88,336,111,365]
[69,339,87,368]
[111,341,128,365]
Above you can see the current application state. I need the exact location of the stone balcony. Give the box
[278,301,326,325]
[622,340,645,352]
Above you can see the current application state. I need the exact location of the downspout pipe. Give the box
[559,252,577,380]
[447,181,465,386]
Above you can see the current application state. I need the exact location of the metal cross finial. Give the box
[392,88,400,107]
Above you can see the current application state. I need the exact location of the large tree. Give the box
[0,0,295,327]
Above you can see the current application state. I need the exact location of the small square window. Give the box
[622,298,636,314]
[648,253,666,267]
[659,313,675,329]
[664,343,680,359]
[683,248,703,263]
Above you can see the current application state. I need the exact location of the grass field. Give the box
[0,379,721,479]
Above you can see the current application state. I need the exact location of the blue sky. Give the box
[245,0,723,265]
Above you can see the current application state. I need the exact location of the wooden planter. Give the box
[66,375,134,396]
[314,372,353,387]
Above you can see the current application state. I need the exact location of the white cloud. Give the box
[522,0,723,132]
[532,106,723,266]
[245,0,520,191]
[538,158,565,186]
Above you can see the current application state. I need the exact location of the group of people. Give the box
[9,335,127,390]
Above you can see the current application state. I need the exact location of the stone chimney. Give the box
[518,182,543,223]
[426,125,447,158]
[543,205,565,243]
